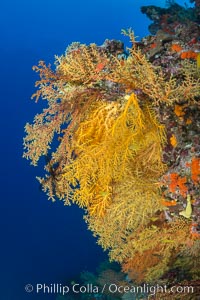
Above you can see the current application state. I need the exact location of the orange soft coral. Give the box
[170,134,177,147]
[171,43,183,52]
[191,157,200,184]
[162,199,177,206]
[180,51,198,60]
[174,104,186,117]
[186,157,200,184]
[166,173,188,197]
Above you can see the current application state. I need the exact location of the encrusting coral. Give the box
[23,24,200,287]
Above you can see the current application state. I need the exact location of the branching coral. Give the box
[121,217,191,283]
[70,93,165,216]
[23,30,200,285]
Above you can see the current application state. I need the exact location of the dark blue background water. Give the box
[0,0,191,299]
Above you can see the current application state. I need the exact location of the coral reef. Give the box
[23,0,200,295]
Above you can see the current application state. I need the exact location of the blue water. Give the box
[0,0,192,299]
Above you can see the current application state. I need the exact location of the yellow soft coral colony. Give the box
[23,31,200,284]
[61,93,166,219]
[79,93,167,273]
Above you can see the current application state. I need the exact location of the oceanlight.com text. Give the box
[25,282,194,296]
